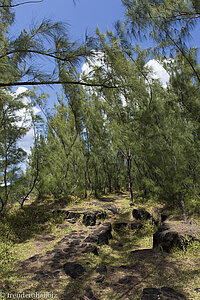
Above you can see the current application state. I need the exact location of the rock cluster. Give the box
[153,221,199,252]
[132,208,158,225]
[19,222,112,283]
[141,287,187,300]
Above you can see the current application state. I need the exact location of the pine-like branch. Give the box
[0,49,86,62]
[0,0,44,8]
[0,79,122,88]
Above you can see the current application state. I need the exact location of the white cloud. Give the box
[81,54,171,111]
[14,87,40,155]
[81,51,105,77]
[145,59,170,88]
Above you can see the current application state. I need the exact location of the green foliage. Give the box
[0,239,14,266]
[0,0,199,220]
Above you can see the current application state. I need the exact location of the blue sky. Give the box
[10,0,125,107]
[9,0,200,157]
[11,0,125,40]
[10,0,125,157]
[10,0,200,90]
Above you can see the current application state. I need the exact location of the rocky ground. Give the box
[2,193,200,299]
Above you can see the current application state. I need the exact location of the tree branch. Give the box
[0,79,122,89]
[0,49,87,63]
[0,0,44,8]
[166,12,200,21]
[166,32,200,83]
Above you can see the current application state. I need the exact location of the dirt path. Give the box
[5,194,199,299]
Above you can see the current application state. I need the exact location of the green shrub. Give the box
[0,240,14,266]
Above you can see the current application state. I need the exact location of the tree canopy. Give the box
[0,0,200,219]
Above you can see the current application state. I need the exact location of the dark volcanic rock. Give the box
[96,222,112,245]
[53,251,66,260]
[161,287,187,299]
[132,208,152,221]
[67,211,82,219]
[85,222,112,245]
[82,244,98,255]
[103,204,119,215]
[153,221,199,252]
[95,210,107,219]
[27,254,41,262]
[85,234,99,243]
[113,222,128,231]
[118,276,133,284]
[82,210,107,226]
[53,209,83,222]
[129,221,143,230]
[33,270,49,281]
[161,213,169,223]
[63,262,85,279]
[96,265,107,275]
[141,286,187,300]
[132,208,159,226]
[83,212,96,226]
[83,287,99,300]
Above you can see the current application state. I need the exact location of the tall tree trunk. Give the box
[103,172,107,194]
[127,151,133,206]
[20,142,39,208]
[94,167,98,198]
[3,137,8,212]
[83,154,93,197]
[84,170,87,199]
[108,174,112,193]
[178,192,188,222]
[0,195,5,214]
[115,154,120,192]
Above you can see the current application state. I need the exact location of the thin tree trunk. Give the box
[94,167,98,198]
[127,152,133,206]
[0,195,4,214]
[20,141,39,208]
[3,136,8,212]
[178,192,188,222]
[115,155,120,191]
[84,170,87,199]
[87,167,93,197]
[3,168,8,209]
[108,174,112,193]
[103,172,107,194]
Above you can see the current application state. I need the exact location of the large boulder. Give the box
[63,262,85,279]
[132,208,151,220]
[112,221,143,231]
[82,244,98,256]
[129,221,143,230]
[80,287,99,300]
[132,208,158,225]
[82,210,107,226]
[82,212,96,226]
[52,209,82,220]
[96,222,112,244]
[153,221,199,252]
[141,287,187,300]
[85,222,112,245]
[113,222,128,231]
[54,208,107,226]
